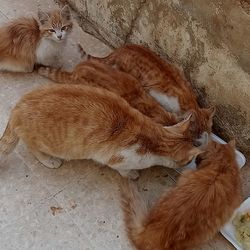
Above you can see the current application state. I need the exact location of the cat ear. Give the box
[61,5,71,20]
[168,112,193,134]
[228,139,236,148]
[177,111,195,123]
[204,106,216,118]
[38,10,50,25]
[165,113,192,135]
[195,131,210,149]
[165,112,195,135]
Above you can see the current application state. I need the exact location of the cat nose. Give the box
[57,34,62,40]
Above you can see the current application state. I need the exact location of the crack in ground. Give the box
[124,0,148,44]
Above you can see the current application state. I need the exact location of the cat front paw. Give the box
[128,170,140,180]
[117,169,140,180]
[42,156,63,169]
[78,43,87,60]
[37,66,50,76]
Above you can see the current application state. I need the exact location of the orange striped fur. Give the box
[120,140,242,249]
[38,60,178,126]
[87,44,215,139]
[0,84,202,178]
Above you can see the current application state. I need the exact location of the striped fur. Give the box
[0,84,202,176]
[120,140,242,250]
[86,44,216,139]
[38,61,179,126]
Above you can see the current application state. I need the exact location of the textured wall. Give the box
[63,0,250,154]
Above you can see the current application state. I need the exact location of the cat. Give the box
[37,60,178,126]
[84,44,216,139]
[120,140,242,249]
[0,5,72,72]
[0,84,203,179]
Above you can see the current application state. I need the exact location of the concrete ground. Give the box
[0,1,249,249]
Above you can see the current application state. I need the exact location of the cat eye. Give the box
[48,29,55,33]
[61,26,68,31]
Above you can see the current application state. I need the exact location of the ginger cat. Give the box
[86,44,215,139]
[0,84,203,179]
[0,6,72,72]
[120,140,242,249]
[38,60,178,126]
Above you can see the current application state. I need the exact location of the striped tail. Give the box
[0,122,19,164]
[37,66,74,84]
[88,53,115,65]
[78,43,114,64]
[120,179,149,248]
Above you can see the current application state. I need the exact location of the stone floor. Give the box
[0,1,249,249]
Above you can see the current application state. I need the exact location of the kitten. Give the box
[85,44,216,139]
[38,60,178,126]
[0,84,202,179]
[0,6,72,72]
[120,140,242,249]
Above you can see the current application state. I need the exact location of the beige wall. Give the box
[64,0,250,154]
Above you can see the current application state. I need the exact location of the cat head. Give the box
[183,106,216,139]
[164,113,205,167]
[38,6,72,42]
[196,139,236,168]
[165,113,194,136]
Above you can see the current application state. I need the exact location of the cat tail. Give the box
[37,66,74,84]
[78,43,114,64]
[120,179,149,246]
[0,121,19,164]
[87,53,114,64]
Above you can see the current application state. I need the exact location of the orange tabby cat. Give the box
[38,60,178,126]
[0,6,72,72]
[120,140,242,249]
[0,84,202,179]
[86,44,215,138]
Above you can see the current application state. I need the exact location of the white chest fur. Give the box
[36,38,64,67]
[149,90,181,113]
[114,144,177,170]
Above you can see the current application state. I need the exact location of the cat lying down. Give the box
[0,6,72,72]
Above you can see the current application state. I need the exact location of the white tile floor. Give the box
[0,0,247,249]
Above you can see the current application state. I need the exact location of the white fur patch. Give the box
[36,38,65,67]
[149,90,180,113]
[112,144,177,171]
[66,143,177,176]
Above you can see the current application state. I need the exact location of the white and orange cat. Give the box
[85,44,215,139]
[0,84,203,179]
[37,60,178,126]
[120,140,242,249]
[0,5,72,72]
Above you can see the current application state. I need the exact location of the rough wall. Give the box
[62,0,250,154]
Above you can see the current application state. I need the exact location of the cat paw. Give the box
[127,170,140,180]
[37,66,50,76]
[41,156,63,169]
[78,43,87,60]
[117,169,140,180]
